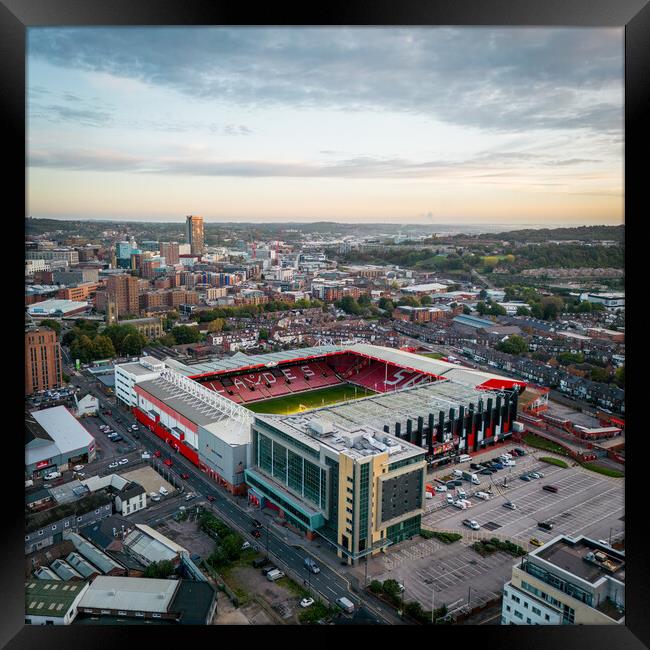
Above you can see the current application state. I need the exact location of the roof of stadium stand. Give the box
[161,342,524,391]
[298,380,509,435]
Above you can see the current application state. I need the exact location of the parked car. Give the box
[241,541,251,551]
[261,565,277,575]
[300,597,315,608]
[530,537,544,547]
[159,487,169,496]
[397,583,405,593]
[542,485,559,493]
[118,458,129,465]
[538,521,554,531]
[72,465,84,472]
[206,495,215,502]
[492,462,504,470]
[470,463,481,470]
[266,569,285,582]
[153,450,162,458]
[536,471,545,478]
[480,468,494,475]
[520,474,531,482]
[108,462,119,469]
[475,491,491,500]
[111,435,124,442]
[252,558,269,568]
[163,458,173,467]
[529,472,541,479]
[514,448,527,456]
[180,473,190,480]
[503,501,517,510]
[251,529,262,539]
[141,452,151,460]
[445,494,454,504]
[435,484,447,492]
[185,493,195,501]
[131,424,138,431]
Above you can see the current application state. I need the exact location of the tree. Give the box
[92,335,116,360]
[479,289,488,300]
[476,301,490,316]
[337,295,361,315]
[171,325,201,344]
[614,365,624,388]
[530,303,544,319]
[378,297,394,312]
[62,329,77,347]
[497,335,528,356]
[358,293,372,307]
[39,319,61,336]
[143,560,176,579]
[159,333,176,347]
[419,294,432,306]
[70,334,94,364]
[516,306,531,316]
[121,331,147,356]
[258,328,270,341]
[540,296,564,320]
[590,367,610,383]
[397,296,420,307]
[462,305,472,315]
[207,318,225,333]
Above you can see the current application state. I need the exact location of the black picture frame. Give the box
[3,1,647,647]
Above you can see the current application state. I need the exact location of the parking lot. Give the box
[368,447,624,614]
[424,459,624,548]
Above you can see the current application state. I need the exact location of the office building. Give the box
[25,327,63,395]
[245,412,427,563]
[160,241,180,266]
[106,274,139,316]
[501,535,625,625]
[186,215,205,257]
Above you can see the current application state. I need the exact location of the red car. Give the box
[163,458,173,467]
[153,450,161,458]
[206,495,215,502]
[180,473,190,480]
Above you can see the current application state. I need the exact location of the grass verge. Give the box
[523,433,568,455]
[581,462,624,478]
[538,456,569,468]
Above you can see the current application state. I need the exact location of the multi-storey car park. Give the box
[115,343,526,564]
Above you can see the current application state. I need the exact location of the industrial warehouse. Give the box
[116,343,526,563]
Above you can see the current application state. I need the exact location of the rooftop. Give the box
[25,579,87,616]
[534,536,625,585]
[78,575,180,613]
[26,406,95,466]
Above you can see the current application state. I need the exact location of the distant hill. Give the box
[474,225,624,243]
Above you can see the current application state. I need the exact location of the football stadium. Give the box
[117,343,526,563]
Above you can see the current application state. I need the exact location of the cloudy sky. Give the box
[27,27,623,225]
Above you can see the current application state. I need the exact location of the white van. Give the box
[452,469,463,478]
[475,491,491,500]
[159,486,169,496]
[458,454,472,463]
[266,569,285,582]
[25,480,34,488]
[336,597,355,614]
[457,488,467,500]
[43,471,61,480]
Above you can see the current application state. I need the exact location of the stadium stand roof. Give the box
[165,344,343,377]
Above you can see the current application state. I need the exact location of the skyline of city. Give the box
[27,27,623,226]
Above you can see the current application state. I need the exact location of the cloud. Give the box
[27,27,623,134]
[26,147,611,181]
[29,103,113,128]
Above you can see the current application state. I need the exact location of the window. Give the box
[532,607,541,616]
[514,611,523,619]
[38,530,43,536]
[524,602,529,609]
[506,605,511,612]
[526,618,532,624]
[545,614,550,621]
[64,522,69,528]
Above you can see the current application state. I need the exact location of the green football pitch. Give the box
[245,383,376,415]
